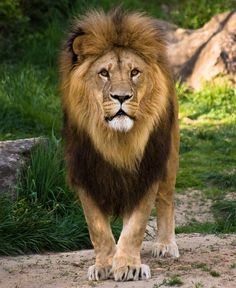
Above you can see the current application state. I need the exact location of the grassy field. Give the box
[0,0,235,255]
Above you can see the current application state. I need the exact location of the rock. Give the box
[0,138,45,197]
[165,11,236,89]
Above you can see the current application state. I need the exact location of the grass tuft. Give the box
[165,274,184,286]
[212,200,236,231]
[0,138,122,255]
[194,283,204,288]
[209,270,220,277]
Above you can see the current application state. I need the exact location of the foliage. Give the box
[179,84,236,121]
[165,0,235,29]
[212,200,236,231]
[176,84,236,234]
[0,65,61,140]
[176,199,236,233]
[0,195,90,255]
[0,138,122,255]
[1,0,235,61]
[0,0,28,36]
[209,270,221,277]
[165,274,184,286]
[0,0,236,254]
[152,274,184,287]
[177,86,236,196]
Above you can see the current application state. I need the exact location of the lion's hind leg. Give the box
[79,190,116,281]
[152,120,180,259]
[152,179,179,259]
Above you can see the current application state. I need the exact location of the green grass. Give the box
[175,83,236,233]
[209,270,221,277]
[192,263,221,278]
[192,263,209,271]
[153,275,184,288]
[2,0,235,63]
[212,200,236,231]
[0,0,236,255]
[0,65,61,140]
[165,275,184,286]
[0,138,122,255]
[176,199,236,234]
[177,84,236,193]
[0,196,90,255]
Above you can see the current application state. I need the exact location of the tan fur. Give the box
[60,10,172,170]
[60,9,179,282]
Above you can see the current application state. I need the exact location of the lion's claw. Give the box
[113,264,151,281]
[88,265,112,281]
[152,241,179,258]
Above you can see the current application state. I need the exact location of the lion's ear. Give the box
[72,36,83,55]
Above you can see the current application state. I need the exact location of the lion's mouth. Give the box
[105,109,135,122]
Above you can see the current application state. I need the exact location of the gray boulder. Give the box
[0,138,44,197]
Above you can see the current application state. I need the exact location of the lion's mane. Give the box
[60,9,177,216]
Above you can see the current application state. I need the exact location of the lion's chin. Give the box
[107,115,134,132]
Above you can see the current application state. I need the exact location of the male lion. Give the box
[60,8,179,282]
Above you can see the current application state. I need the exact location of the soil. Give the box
[0,190,235,288]
[145,190,214,240]
[1,235,235,288]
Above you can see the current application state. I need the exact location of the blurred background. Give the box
[0,0,235,139]
[0,0,235,255]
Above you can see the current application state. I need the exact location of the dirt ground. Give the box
[0,190,235,288]
[145,190,214,240]
[1,234,236,288]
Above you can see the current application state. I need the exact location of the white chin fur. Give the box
[108,116,134,132]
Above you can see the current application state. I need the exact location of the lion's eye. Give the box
[130,69,140,77]
[99,69,109,78]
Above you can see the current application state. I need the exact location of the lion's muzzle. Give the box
[110,93,133,104]
[105,109,135,132]
[104,91,136,132]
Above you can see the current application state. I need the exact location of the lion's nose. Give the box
[110,94,133,104]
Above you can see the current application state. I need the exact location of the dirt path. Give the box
[145,190,214,240]
[1,234,236,288]
[1,190,235,288]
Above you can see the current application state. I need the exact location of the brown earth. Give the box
[0,234,236,288]
[1,189,236,288]
[145,190,214,240]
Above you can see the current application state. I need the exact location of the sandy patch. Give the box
[0,234,236,288]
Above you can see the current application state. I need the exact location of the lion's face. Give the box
[87,49,148,132]
[61,9,174,170]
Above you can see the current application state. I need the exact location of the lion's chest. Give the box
[67,127,170,216]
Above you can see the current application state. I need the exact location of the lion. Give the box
[60,8,180,282]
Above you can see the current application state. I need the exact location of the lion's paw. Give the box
[113,264,151,282]
[152,241,179,258]
[88,265,112,281]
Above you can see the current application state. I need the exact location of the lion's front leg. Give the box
[112,184,157,281]
[79,190,116,281]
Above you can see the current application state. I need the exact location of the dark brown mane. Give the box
[61,9,176,216]
[64,101,174,216]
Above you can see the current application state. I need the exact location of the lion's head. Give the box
[60,9,175,169]
[78,49,149,132]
